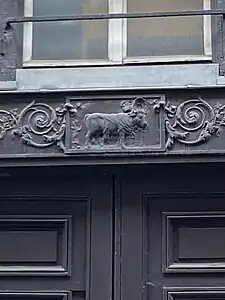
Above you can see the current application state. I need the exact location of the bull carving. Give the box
[84,98,148,148]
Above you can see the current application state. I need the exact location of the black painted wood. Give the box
[1,163,225,300]
[119,166,225,300]
[0,173,112,300]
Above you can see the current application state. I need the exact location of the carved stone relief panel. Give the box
[0,93,225,158]
[0,94,166,156]
[65,95,166,154]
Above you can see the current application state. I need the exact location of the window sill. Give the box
[0,63,223,93]
[0,81,17,91]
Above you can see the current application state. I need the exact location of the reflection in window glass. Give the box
[32,0,108,60]
[127,0,206,57]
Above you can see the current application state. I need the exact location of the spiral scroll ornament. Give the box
[164,98,225,150]
[11,99,81,152]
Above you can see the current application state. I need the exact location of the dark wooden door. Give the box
[0,173,112,300]
[119,166,225,300]
[2,164,225,300]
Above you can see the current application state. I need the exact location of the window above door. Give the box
[23,0,212,67]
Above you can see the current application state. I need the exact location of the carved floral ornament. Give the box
[0,99,83,152]
[0,96,224,153]
[154,97,225,150]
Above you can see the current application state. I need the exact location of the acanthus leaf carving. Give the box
[0,108,18,140]
[165,120,189,150]
[5,99,84,152]
[162,97,225,150]
[70,101,89,150]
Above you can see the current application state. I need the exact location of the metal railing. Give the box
[1,8,225,73]
[3,9,225,30]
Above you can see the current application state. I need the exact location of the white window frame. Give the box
[23,0,212,67]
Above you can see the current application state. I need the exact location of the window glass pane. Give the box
[32,0,108,61]
[127,0,207,58]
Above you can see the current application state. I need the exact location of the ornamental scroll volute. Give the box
[162,97,225,150]
[0,99,86,153]
[11,100,80,152]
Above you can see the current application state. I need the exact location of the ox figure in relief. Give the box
[84,98,148,148]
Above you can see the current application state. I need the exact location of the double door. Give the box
[0,166,225,300]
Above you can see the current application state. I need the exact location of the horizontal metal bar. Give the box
[5,9,225,27]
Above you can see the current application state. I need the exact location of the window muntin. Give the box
[23,0,212,66]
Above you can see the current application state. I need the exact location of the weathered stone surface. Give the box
[0,0,18,81]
